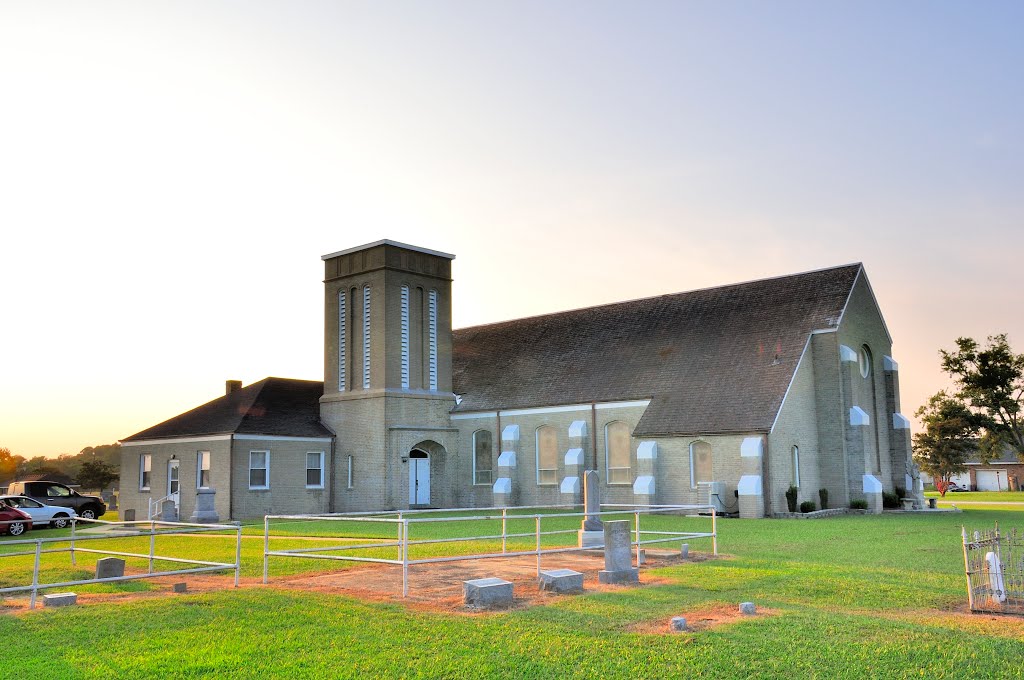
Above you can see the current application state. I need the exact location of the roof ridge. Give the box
[454,262,863,334]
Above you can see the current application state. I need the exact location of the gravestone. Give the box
[122,509,136,522]
[160,499,179,522]
[670,616,688,632]
[538,569,584,594]
[578,470,604,548]
[598,520,639,584]
[463,577,513,608]
[95,557,125,580]
[43,592,77,607]
[739,601,757,615]
[173,582,188,593]
[189,487,220,523]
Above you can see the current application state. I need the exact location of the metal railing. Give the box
[263,503,717,597]
[0,517,242,608]
[963,523,1024,614]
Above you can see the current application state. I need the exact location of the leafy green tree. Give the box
[0,447,26,485]
[76,460,118,491]
[941,334,1024,460]
[912,392,976,496]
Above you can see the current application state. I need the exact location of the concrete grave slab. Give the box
[538,569,583,594]
[463,577,513,608]
[43,592,77,607]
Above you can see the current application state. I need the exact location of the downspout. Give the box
[761,434,770,516]
[228,435,234,522]
[495,410,502,487]
[327,435,336,514]
[591,403,598,472]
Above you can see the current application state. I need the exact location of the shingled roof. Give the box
[452,264,864,437]
[122,377,331,442]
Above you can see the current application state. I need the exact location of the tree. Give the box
[941,334,1024,460]
[912,392,976,497]
[0,447,26,485]
[76,460,118,491]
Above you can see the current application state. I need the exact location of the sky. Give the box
[1,1,1021,458]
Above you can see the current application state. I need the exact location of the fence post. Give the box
[634,511,641,566]
[30,540,41,609]
[70,517,77,566]
[148,520,156,574]
[535,515,542,577]
[711,506,718,556]
[402,519,409,598]
[962,526,975,611]
[263,516,270,585]
[502,508,507,554]
[234,522,242,588]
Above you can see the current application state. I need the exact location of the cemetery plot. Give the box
[963,524,1024,615]
[263,504,717,597]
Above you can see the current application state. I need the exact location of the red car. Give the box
[0,502,33,536]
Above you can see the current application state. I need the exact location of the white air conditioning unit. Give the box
[698,481,728,513]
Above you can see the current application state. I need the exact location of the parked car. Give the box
[5,481,107,520]
[0,501,33,536]
[948,482,969,492]
[0,495,78,528]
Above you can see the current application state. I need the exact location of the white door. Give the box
[409,451,430,505]
[976,470,1007,491]
[168,460,180,507]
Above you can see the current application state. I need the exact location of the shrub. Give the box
[850,499,868,510]
[895,486,907,500]
[818,488,829,510]
[882,491,900,508]
[785,485,799,513]
[799,500,816,513]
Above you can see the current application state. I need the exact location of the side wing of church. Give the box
[120,240,917,521]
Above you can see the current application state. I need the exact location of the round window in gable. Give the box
[858,345,872,378]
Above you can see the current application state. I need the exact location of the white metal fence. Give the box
[963,524,1024,615]
[263,503,717,596]
[0,517,242,608]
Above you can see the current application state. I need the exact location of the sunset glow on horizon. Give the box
[1,2,1022,458]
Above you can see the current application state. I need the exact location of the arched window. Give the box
[605,421,632,485]
[792,445,800,488]
[473,430,493,485]
[536,425,558,485]
[689,441,713,488]
[858,344,872,379]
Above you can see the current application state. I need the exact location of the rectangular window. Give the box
[400,285,410,389]
[306,451,325,488]
[473,430,493,485]
[427,289,438,391]
[792,446,801,488]
[347,455,354,489]
[197,451,211,489]
[139,454,152,491]
[338,290,347,391]
[249,451,269,490]
[362,286,371,389]
[536,426,558,485]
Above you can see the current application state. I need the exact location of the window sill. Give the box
[305,485,325,490]
[472,482,492,487]
[139,488,151,493]
[606,483,632,486]
[249,487,270,492]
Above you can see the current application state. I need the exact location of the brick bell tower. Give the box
[320,240,458,511]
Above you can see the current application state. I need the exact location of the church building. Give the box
[119,239,918,521]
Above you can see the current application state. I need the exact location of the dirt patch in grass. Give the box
[266,548,706,615]
[1,549,712,615]
[627,603,778,635]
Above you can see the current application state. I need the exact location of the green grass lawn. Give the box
[925,490,1024,502]
[2,508,1024,678]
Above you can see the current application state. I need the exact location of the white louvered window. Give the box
[400,285,410,389]
[362,286,371,389]
[306,452,324,489]
[139,454,151,491]
[428,289,438,391]
[338,291,347,391]
[536,426,558,485]
[605,421,632,485]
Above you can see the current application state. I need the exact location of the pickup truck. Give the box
[5,481,107,520]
